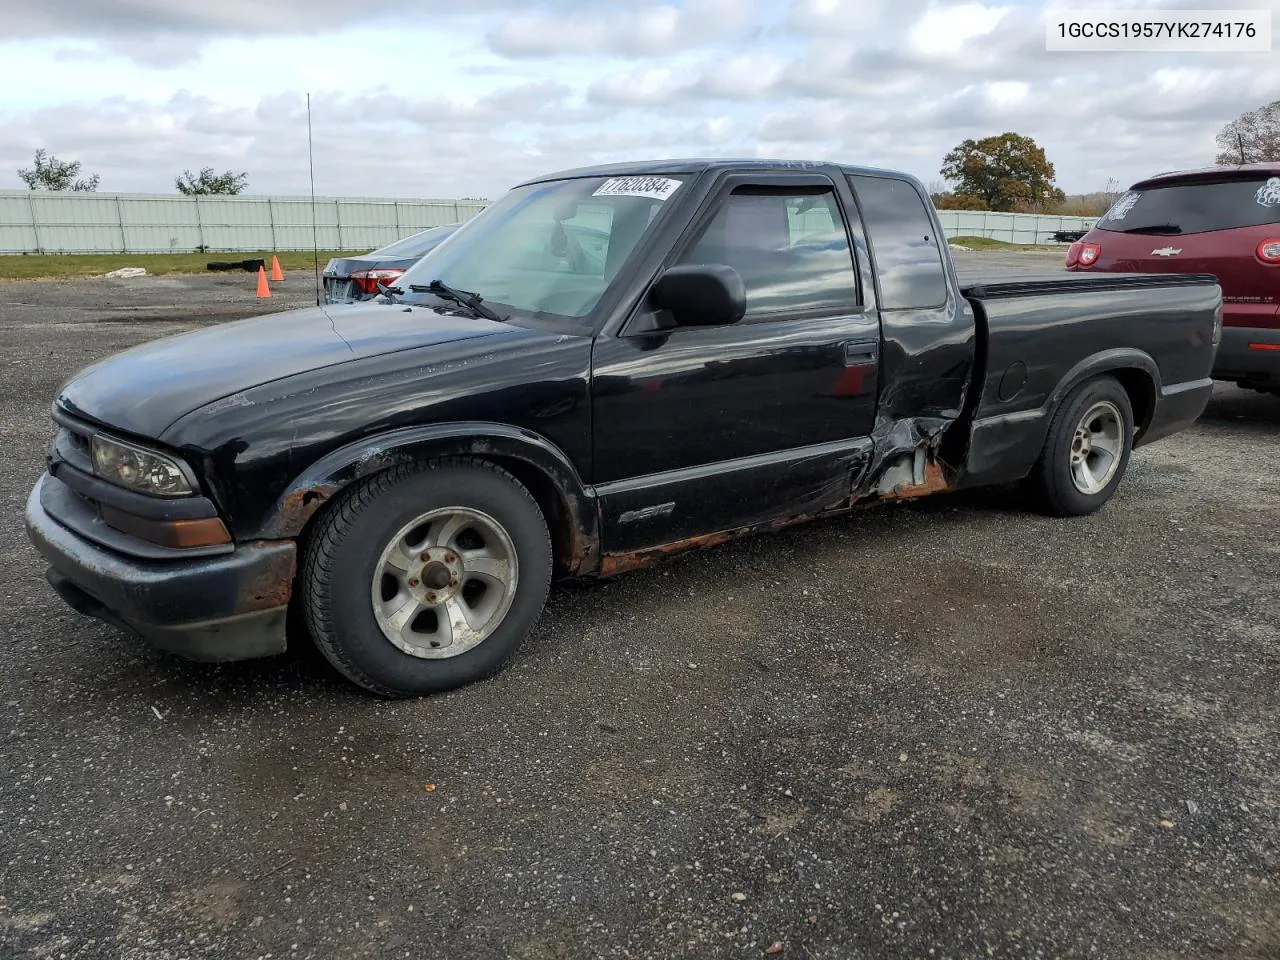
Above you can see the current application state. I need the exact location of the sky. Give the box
[0,0,1276,201]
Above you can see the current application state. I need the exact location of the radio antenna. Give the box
[307,92,321,307]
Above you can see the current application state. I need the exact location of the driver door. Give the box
[590,173,881,555]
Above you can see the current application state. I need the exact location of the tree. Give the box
[1215,100,1280,164]
[17,149,100,191]
[939,132,1065,212]
[175,167,249,195]
[931,191,988,211]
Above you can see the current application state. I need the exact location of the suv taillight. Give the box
[1065,241,1082,267]
[1077,242,1101,267]
[1257,238,1280,264]
[350,268,406,295]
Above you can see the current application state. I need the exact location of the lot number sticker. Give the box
[593,176,682,201]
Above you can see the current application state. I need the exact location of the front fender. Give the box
[255,422,600,575]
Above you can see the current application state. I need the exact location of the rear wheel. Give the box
[1028,376,1134,517]
[301,458,552,697]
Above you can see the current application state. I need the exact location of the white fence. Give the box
[0,190,1097,255]
[0,191,490,255]
[937,210,1097,244]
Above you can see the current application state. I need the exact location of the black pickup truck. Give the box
[26,160,1222,697]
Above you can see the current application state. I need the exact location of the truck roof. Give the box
[517,158,922,187]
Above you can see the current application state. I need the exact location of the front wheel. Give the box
[301,458,553,697]
[1027,376,1134,517]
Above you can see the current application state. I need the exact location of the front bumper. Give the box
[25,475,296,662]
[1213,326,1280,389]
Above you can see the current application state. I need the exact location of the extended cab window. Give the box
[677,188,859,316]
[848,175,948,311]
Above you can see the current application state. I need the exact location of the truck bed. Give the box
[954,270,1222,491]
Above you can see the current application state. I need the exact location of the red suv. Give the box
[1067,164,1280,393]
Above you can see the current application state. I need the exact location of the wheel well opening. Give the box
[487,456,576,578]
[287,453,583,581]
[1109,368,1156,437]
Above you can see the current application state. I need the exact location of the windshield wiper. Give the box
[1115,223,1183,235]
[409,279,507,323]
[377,281,401,303]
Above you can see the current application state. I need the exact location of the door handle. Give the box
[842,341,879,366]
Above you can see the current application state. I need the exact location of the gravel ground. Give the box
[0,266,1277,960]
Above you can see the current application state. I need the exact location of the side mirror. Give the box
[649,264,746,328]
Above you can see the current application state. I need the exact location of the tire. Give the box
[1027,375,1134,517]
[301,457,552,697]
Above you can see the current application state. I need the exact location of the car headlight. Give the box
[91,434,194,497]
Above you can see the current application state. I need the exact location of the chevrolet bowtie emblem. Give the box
[1151,247,1182,256]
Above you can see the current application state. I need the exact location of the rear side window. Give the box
[1096,176,1280,234]
[847,175,947,311]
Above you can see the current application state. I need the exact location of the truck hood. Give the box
[56,301,507,438]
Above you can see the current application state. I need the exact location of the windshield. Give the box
[394,174,684,320]
[1096,176,1280,234]
[368,223,460,259]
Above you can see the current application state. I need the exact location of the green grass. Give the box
[0,250,363,280]
[948,235,1063,252]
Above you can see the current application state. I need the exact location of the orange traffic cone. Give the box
[270,255,284,281]
[256,264,272,298]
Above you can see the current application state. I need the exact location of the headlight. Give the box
[91,434,194,497]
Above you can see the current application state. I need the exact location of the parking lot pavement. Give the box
[1,271,1277,960]
[951,246,1070,279]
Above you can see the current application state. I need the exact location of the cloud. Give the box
[586,53,789,106]
[0,86,734,199]
[908,3,1010,56]
[487,0,762,58]
[6,0,768,65]
[2,0,573,65]
[2,0,1278,206]
[9,0,513,38]
[587,67,689,106]
[786,0,925,36]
